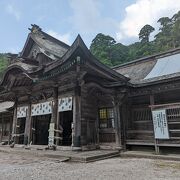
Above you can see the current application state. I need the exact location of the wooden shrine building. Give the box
[1,24,180,153]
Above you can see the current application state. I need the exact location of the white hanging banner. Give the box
[17,106,28,118]
[58,97,73,112]
[152,109,169,139]
[31,101,53,116]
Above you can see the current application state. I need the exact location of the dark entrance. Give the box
[60,111,73,146]
[17,118,26,144]
[0,113,13,144]
[32,115,51,145]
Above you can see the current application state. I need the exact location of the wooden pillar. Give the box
[8,115,13,145]
[51,87,59,146]
[0,114,2,142]
[51,88,58,124]
[121,103,127,150]
[55,110,60,146]
[113,99,122,148]
[1,114,4,143]
[12,101,17,143]
[96,106,100,146]
[150,95,159,154]
[72,86,81,147]
[24,102,32,145]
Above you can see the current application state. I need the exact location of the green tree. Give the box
[0,54,9,78]
[90,11,180,67]
[138,24,155,43]
[110,43,129,65]
[90,33,116,66]
[155,17,173,50]
[171,11,180,48]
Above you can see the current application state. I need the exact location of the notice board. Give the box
[152,109,169,139]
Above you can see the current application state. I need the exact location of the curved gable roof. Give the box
[21,24,70,59]
[44,34,129,82]
[0,61,37,86]
[1,25,129,89]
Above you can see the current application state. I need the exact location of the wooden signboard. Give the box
[152,109,169,139]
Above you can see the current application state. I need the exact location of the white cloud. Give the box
[68,0,117,35]
[47,30,71,45]
[116,0,180,42]
[37,15,46,22]
[6,4,21,21]
[7,47,20,54]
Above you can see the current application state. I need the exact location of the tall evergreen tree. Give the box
[138,24,155,43]
[90,33,116,66]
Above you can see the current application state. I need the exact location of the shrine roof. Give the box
[21,24,70,59]
[113,48,180,86]
[3,25,180,88]
[8,61,38,72]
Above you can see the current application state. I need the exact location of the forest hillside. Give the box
[90,11,180,67]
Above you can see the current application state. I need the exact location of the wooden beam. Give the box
[149,102,180,109]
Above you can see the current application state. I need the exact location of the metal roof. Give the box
[145,53,180,79]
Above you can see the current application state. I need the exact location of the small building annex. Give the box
[1,24,180,152]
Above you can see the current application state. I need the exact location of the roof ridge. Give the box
[29,24,70,49]
[113,47,180,69]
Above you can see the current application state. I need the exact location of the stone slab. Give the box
[121,151,180,162]
[0,146,120,163]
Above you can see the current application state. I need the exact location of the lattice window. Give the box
[99,108,115,128]
[133,108,152,122]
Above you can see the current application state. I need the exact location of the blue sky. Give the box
[0,0,180,53]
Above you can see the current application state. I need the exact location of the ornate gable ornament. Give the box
[28,24,42,34]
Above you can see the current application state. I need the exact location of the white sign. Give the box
[31,101,53,116]
[152,109,169,139]
[58,97,72,112]
[48,123,55,146]
[17,106,28,118]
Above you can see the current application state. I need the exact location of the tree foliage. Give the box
[90,33,116,66]
[90,33,129,66]
[90,11,180,67]
[0,54,9,78]
[139,24,155,43]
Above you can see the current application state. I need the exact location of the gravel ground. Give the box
[0,152,180,180]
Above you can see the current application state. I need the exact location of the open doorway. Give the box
[60,111,73,146]
[16,118,26,144]
[0,113,13,144]
[32,115,51,145]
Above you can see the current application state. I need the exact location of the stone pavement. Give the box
[121,150,180,161]
[0,145,120,163]
[1,151,180,180]
[2,145,180,163]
